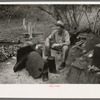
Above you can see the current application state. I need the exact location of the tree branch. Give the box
[38,6,57,20]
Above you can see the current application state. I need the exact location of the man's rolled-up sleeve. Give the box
[45,30,56,46]
[47,30,55,40]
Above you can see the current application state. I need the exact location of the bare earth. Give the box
[0,56,70,84]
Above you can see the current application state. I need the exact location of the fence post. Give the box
[28,22,33,39]
[23,18,27,30]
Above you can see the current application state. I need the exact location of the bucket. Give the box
[47,56,56,74]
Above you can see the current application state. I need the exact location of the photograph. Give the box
[0,3,100,85]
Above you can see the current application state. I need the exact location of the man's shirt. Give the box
[47,29,70,46]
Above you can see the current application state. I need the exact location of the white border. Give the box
[0,1,100,98]
[1,84,100,98]
[0,2,100,4]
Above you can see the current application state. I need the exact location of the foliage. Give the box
[1,5,100,33]
[0,5,20,21]
[38,5,100,33]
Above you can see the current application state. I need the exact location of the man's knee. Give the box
[62,45,69,52]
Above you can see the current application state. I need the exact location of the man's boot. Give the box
[58,62,66,70]
[42,72,49,82]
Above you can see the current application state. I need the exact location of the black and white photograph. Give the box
[0,3,100,84]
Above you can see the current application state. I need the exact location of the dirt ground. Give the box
[0,54,70,84]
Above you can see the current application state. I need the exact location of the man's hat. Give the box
[55,20,64,27]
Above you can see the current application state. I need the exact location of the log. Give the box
[13,45,36,72]
[16,45,36,62]
[13,55,27,72]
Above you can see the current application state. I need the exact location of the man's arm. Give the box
[45,38,50,47]
[45,30,56,47]
[59,31,70,46]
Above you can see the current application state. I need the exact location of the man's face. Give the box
[57,25,63,33]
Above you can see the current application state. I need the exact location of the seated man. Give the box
[44,20,70,70]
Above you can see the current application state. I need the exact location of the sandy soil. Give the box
[0,55,70,84]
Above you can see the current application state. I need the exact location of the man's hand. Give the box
[51,43,62,48]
